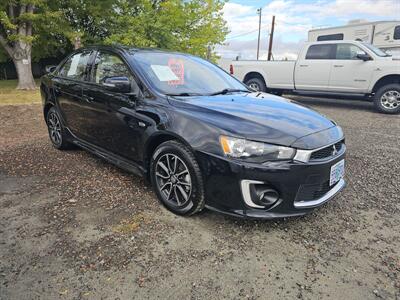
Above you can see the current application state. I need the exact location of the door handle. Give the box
[299,64,308,67]
[82,95,94,103]
[334,65,344,68]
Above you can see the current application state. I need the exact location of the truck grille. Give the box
[310,140,345,161]
[295,180,337,202]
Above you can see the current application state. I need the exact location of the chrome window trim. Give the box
[294,178,346,208]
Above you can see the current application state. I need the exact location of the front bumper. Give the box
[195,149,346,219]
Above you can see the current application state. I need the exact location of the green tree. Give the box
[105,0,228,61]
[0,0,228,90]
[0,1,67,89]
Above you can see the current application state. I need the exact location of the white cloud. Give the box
[217,36,303,61]
[219,0,400,60]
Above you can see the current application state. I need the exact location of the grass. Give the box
[0,79,41,105]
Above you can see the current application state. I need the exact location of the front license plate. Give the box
[330,159,345,186]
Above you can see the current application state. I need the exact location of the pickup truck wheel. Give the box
[245,77,267,92]
[374,84,400,114]
[150,141,205,216]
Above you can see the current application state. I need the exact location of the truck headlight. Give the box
[220,136,296,162]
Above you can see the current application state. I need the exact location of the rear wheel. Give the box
[373,84,400,114]
[245,77,267,92]
[46,106,74,150]
[150,140,205,216]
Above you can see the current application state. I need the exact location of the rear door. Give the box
[294,44,335,91]
[328,43,375,93]
[53,51,92,136]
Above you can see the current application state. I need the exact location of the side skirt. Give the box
[67,132,146,177]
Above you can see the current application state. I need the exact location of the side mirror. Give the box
[102,76,131,93]
[356,53,372,61]
[45,65,57,73]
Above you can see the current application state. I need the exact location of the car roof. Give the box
[78,44,189,56]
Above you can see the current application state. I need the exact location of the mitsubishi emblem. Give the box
[332,145,338,156]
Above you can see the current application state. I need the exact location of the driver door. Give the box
[328,43,375,93]
[87,51,143,161]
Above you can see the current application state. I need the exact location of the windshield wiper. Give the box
[209,88,250,96]
[166,92,202,97]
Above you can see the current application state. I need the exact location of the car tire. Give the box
[46,106,74,150]
[150,140,205,216]
[245,77,267,92]
[373,84,400,114]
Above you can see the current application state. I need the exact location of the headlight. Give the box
[220,135,296,162]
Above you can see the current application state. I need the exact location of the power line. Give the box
[225,25,270,41]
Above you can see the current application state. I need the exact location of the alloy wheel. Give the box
[381,90,400,110]
[48,111,62,145]
[155,153,192,207]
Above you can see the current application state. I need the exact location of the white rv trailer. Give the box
[308,20,400,56]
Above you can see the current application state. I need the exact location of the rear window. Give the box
[317,33,344,41]
[305,44,336,59]
[394,26,400,40]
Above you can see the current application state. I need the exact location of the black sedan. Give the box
[40,45,346,219]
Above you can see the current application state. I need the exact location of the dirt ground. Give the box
[0,97,399,300]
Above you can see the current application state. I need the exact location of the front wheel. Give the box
[150,141,205,216]
[373,84,400,114]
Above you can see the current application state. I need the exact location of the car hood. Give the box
[169,92,337,148]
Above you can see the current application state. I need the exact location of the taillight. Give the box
[229,64,234,75]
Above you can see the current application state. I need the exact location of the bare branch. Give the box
[0,33,14,57]
[26,4,34,37]
[8,4,15,20]
[8,4,17,34]
[18,4,27,36]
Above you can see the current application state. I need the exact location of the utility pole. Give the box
[267,15,275,61]
[256,8,262,60]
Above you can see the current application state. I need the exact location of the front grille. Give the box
[310,140,345,161]
[295,180,337,202]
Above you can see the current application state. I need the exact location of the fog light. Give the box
[241,180,281,209]
[255,187,280,206]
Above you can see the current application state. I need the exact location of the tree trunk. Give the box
[13,58,36,90]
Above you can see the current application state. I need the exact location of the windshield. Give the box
[133,52,247,96]
[362,43,391,57]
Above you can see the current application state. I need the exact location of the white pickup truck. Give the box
[229,41,400,114]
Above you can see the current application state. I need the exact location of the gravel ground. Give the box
[0,97,399,300]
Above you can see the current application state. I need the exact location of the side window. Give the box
[336,44,366,60]
[305,44,335,60]
[394,26,400,40]
[59,52,91,80]
[317,33,344,41]
[92,52,132,84]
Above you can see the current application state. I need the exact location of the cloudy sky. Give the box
[217,0,400,60]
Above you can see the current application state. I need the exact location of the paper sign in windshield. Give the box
[150,65,179,82]
[168,59,184,85]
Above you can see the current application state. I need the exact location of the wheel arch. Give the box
[43,102,54,124]
[372,74,400,93]
[144,131,194,173]
[243,72,267,87]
